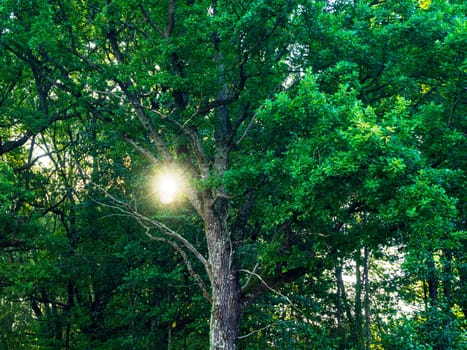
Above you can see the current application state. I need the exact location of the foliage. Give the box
[0,0,465,349]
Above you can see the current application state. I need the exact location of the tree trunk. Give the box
[335,265,343,336]
[205,202,241,350]
[442,249,453,310]
[335,260,354,349]
[455,244,467,317]
[354,254,363,349]
[363,247,370,350]
[426,252,439,308]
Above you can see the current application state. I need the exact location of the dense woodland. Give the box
[0,0,465,349]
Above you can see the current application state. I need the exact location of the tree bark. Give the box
[205,203,241,350]
[205,17,242,344]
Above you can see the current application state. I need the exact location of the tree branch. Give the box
[166,0,176,38]
[239,268,305,314]
[139,4,166,37]
[80,176,212,282]
[151,231,211,302]
[126,94,172,161]
[121,134,159,165]
[0,110,79,156]
[238,323,276,340]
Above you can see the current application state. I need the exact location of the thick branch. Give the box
[0,110,79,156]
[126,94,172,160]
[0,132,33,156]
[121,134,159,165]
[166,0,175,37]
[184,126,211,180]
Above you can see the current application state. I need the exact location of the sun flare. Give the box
[153,168,186,204]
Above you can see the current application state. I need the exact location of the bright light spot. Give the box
[153,168,185,204]
[157,174,179,204]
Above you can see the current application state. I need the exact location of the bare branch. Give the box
[84,178,212,282]
[238,323,276,340]
[151,232,211,302]
[235,112,257,146]
[239,268,304,315]
[229,102,250,143]
[241,262,259,291]
[135,209,212,282]
[0,131,34,156]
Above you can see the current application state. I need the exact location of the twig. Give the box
[235,112,257,146]
[241,262,259,291]
[237,323,276,340]
[239,268,304,315]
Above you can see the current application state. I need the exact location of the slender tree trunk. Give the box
[363,247,370,350]
[205,203,241,350]
[427,252,439,308]
[423,279,429,313]
[354,254,363,349]
[51,302,62,340]
[335,265,343,336]
[335,260,354,349]
[65,279,74,350]
[441,249,454,349]
[455,244,467,317]
[442,249,453,310]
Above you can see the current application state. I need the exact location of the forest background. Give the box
[0,0,465,349]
